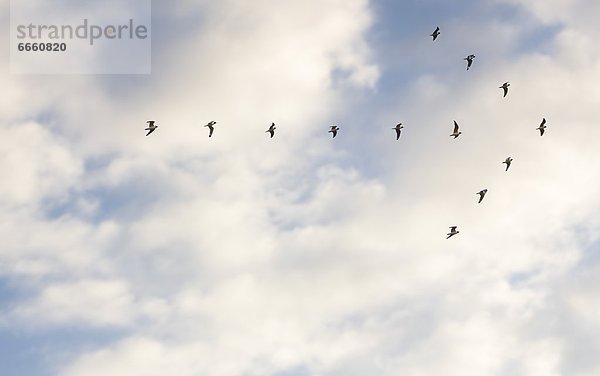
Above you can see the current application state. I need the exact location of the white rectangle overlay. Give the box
[10,0,151,74]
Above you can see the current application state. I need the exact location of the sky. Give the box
[1,0,600,375]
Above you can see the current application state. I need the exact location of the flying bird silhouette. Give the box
[476,189,488,203]
[500,82,510,97]
[266,122,276,138]
[145,120,157,136]
[430,26,440,41]
[503,157,513,171]
[205,121,216,137]
[450,121,462,139]
[537,118,547,136]
[464,54,475,70]
[447,226,460,239]
[329,125,340,138]
[393,123,404,140]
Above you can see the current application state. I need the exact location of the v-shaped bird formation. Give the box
[143,25,552,240]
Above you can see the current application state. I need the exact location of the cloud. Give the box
[1,0,600,375]
[9,279,136,327]
[0,122,82,208]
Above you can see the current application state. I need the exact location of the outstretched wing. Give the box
[503,86,508,97]
[540,118,546,127]
[478,192,484,203]
[145,128,155,136]
[453,121,459,133]
[208,126,214,137]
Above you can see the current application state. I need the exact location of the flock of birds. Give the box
[143,26,551,240]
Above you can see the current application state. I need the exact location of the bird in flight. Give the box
[145,120,157,136]
[537,118,547,136]
[266,122,276,138]
[476,189,488,203]
[393,123,404,140]
[447,226,460,239]
[205,121,216,137]
[450,121,462,139]
[329,125,340,138]
[500,82,510,97]
[464,54,475,70]
[430,26,440,41]
[503,157,513,171]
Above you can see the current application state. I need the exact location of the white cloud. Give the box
[10,279,136,327]
[1,0,600,375]
[0,122,82,208]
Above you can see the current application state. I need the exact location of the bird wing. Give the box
[450,226,457,231]
[208,127,214,137]
[503,86,508,97]
[540,128,545,136]
[145,128,155,136]
[540,118,546,127]
[395,128,401,140]
[453,121,459,133]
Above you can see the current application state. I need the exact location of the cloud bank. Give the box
[1,0,599,375]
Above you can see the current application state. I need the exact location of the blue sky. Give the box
[1,0,600,375]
